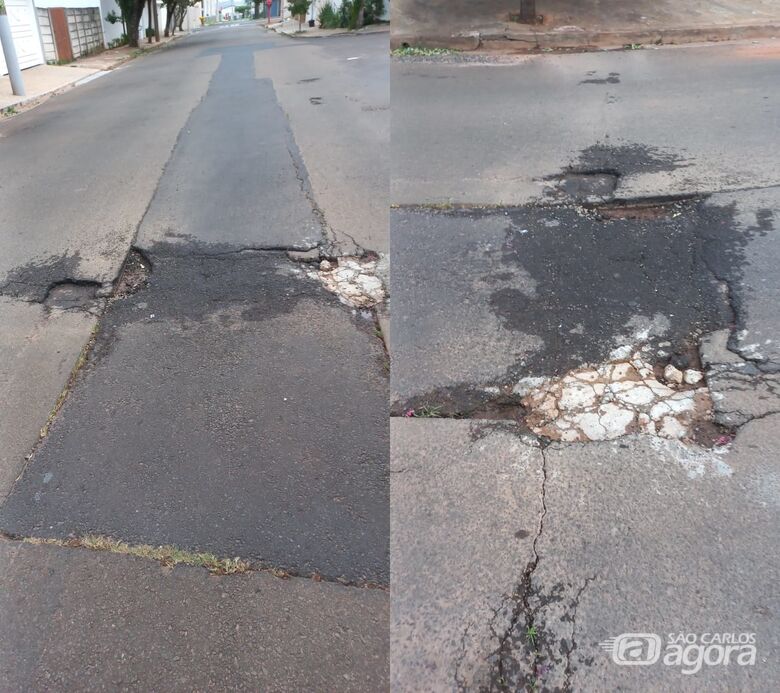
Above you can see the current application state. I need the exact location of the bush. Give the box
[335,1,385,30]
[318,1,339,28]
[365,0,385,24]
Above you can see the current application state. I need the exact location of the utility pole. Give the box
[0,1,25,96]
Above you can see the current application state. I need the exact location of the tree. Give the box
[124,0,147,47]
[252,0,261,20]
[519,0,537,23]
[287,0,311,32]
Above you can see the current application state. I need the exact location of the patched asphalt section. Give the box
[135,42,322,252]
[0,246,389,584]
[391,197,756,408]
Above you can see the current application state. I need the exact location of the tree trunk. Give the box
[253,0,260,20]
[152,0,160,41]
[126,0,145,47]
[519,0,537,23]
[356,1,365,29]
[164,0,175,37]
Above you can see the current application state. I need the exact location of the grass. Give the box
[526,624,538,646]
[2,105,18,117]
[392,46,456,57]
[415,404,443,418]
[39,321,101,440]
[24,535,251,574]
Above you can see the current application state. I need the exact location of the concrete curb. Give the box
[391,21,780,51]
[267,24,390,40]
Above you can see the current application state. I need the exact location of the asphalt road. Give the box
[0,22,389,689]
[392,40,780,205]
[391,41,780,690]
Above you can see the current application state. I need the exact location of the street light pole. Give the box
[0,2,25,97]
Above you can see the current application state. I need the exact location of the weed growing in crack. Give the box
[526,624,538,647]
[405,404,443,418]
[24,535,251,575]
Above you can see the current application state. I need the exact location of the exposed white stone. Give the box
[664,364,684,384]
[609,345,633,360]
[313,256,386,308]
[615,385,655,406]
[559,381,597,409]
[611,362,636,380]
[520,347,712,444]
[598,403,636,438]
[658,416,687,439]
[513,377,548,396]
[571,412,606,440]
[574,369,600,382]
[683,369,704,385]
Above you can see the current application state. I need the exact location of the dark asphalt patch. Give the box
[0,247,389,584]
[391,198,756,406]
[0,253,86,303]
[570,142,691,178]
[580,71,620,85]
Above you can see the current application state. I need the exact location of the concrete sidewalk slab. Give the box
[0,64,101,111]
[392,0,780,50]
[391,419,544,691]
[0,298,95,500]
[0,539,389,691]
[391,417,780,690]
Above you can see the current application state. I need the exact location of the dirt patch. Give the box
[113,248,151,298]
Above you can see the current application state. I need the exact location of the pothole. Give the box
[550,171,619,202]
[113,249,151,298]
[517,347,719,445]
[593,199,684,221]
[310,256,385,308]
[43,281,101,310]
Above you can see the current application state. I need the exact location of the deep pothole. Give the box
[43,281,101,310]
[113,248,151,298]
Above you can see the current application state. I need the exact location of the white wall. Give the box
[99,0,125,45]
[34,0,100,7]
[99,0,201,47]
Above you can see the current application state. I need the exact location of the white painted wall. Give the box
[34,0,99,8]
[99,0,201,47]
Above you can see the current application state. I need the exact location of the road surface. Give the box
[0,23,389,689]
[391,39,780,692]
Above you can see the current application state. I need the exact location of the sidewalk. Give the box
[392,0,780,50]
[268,18,389,39]
[1,34,183,113]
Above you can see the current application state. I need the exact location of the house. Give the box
[1,0,45,75]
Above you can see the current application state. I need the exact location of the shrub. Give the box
[318,1,339,28]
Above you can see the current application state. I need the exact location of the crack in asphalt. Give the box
[489,442,549,691]
[562,574,598,691]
